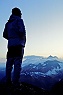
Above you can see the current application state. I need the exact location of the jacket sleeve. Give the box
[17,18,26,43]
[3,23,8,40]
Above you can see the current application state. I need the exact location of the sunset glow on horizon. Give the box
[0,0,63,59]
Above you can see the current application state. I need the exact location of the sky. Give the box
[0,0,63,59]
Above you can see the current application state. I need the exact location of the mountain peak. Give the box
[47,55,58,60]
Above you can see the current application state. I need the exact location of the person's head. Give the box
[12,7,22,18]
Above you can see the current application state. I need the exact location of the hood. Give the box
[8,15,20,22]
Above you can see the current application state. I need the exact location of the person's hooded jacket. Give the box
[3,15,26,48]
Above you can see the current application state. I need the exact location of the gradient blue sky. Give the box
[0,0,63,58]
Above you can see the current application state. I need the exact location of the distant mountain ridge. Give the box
[0,55,63,90]
[22,60,61,74]
[22,55,62,66]
[47,55,58,60]
[19,55,63,90]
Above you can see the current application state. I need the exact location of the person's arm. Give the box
[3,23,8,40]
[17,19,26,37]
[17,18,26,43]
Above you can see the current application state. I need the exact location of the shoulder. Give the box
[4,22,8,28]
[17,18,24,26]
[17,17,23,23]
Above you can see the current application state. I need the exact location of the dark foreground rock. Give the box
[0,77,63,95]
[0,82,50,95]
[50,79,63,95]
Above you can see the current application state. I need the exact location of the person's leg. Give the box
[13,47,24,86]
[13,57,22,85]
[6,58,14,84]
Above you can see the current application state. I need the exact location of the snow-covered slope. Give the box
[22,55,63,67]
[0,55,63,90]
[20,55,63,89]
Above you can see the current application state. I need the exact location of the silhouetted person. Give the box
[3,7,26,86]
